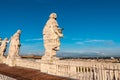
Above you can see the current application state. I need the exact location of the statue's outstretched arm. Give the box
[52,25,63,37]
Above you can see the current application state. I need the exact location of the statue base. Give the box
[5,56,21,67]
[5,58,15,67]
[0,56,6,63]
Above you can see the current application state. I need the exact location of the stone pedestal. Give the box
[6,56,21,67]
[5,58,16,67]
[0,56,6,63]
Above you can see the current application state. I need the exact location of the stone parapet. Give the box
[15,59,41,70]
[40,60,120,80]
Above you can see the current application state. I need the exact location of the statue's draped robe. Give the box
[0,39,8,56]
[8,32,21,58]
[43,13,63,58]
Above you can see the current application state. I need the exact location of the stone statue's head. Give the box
[49,13,57,19]
[4,38,8,41]
[17,30,21,34]
[0,38,2,41]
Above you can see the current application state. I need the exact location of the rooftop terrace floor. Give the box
[0,64,71,80]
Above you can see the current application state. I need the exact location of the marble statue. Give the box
[42,13,63,60]
[7,30,21,59]
[0,38,8,57]
[0,38,8,63]
[6,30,21,66]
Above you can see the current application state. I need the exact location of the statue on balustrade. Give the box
[0,38,8,57]
[0,38,8,63]
[42,13,63,60]
[7,30,21,59]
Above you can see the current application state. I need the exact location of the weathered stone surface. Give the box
[42,13,63,60]
[6,30,21,66]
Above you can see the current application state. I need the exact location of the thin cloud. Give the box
[76,42,84,45]
[76,39,115,45]
[85,40,106,42]
[25,38,43,41]
[85,39,115,44]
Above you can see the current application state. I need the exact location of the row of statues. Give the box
[0,13,63,64]
[0,30,21,63]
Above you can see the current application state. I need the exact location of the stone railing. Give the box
[0,74,16,80]
[15,59,41,70]
[3,58,120,80]
[40,60,120,80]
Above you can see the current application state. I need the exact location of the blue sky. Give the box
[0,0,120,56]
